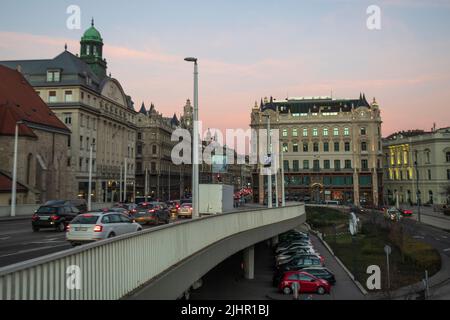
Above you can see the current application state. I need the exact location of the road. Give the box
[190,228,365,300]
[0,218,171,268]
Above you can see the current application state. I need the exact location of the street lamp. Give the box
[414,150,421,223]
[88,142,95,211]
[185,57,200,218]
[262,114,272,209]
[11,120,23,217]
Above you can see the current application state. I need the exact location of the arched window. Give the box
[152,145,157,155]
[446,151,450,163]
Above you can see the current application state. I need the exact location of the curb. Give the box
[305,223,368,296]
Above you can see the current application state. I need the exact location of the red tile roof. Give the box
[0,172,27,193]
[0,65,69,137]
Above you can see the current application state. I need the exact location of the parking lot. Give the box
[190,227,366,300]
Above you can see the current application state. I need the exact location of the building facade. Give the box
[250,95,383,206]
[0,21,137,203]
[382,128,450,206]
[0,65,74,204]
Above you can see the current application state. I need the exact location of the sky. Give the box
[1,0,449,137]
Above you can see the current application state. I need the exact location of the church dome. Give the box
[81,19,103,43]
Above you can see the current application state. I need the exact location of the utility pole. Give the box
[145,167,148,202]
[414,150,421,223]
[88,143,94,211]
[124,158,127,203]
[11,121,23,217]
[281,146,286,207]
[119,165,123,203]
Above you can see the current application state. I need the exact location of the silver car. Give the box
[66,212,142,246]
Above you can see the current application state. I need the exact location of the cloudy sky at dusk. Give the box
[1,0,449,137]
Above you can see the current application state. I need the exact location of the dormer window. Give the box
[47,70,60,82]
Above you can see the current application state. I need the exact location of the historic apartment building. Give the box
[0,21,137,203]
[250,94,383,206]
[383,127,450,206]
[0,65,74,204]
[135,101,191,201]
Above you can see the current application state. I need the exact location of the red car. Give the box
[279,271,331,295]
[401,209,413,216]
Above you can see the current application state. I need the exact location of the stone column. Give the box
[243,246,255,280]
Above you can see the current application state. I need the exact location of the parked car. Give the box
[278,271,331,295]
[400,208,413,216]
[44,199,87,214]
[66,212,142,246]
[274,256,324,281]
[178,203,193,219]
[32,204,81,232]
[275,247,316,262]
[276,253,325,269]
[275,241,313,254]
[279,233,310,243]
[301,267,336,285]
[276,251,322,266]
[132,202,170,225]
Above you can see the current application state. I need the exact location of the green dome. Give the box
[81,19,103,43]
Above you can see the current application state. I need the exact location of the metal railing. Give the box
[0,204,304,300]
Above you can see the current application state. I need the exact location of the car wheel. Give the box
[283,286,292,295]
[137,227,143,232]
[56,223,65,232]
[317,287,326,295]
[108,232,116,238]
[32,226,40,232]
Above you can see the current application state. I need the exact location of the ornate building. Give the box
[250,94,383,206]
[135,101,192,201]
[1,20,137,203]
[383,127,450,206]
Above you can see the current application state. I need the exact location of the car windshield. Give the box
[37,206,59,214]
[71,215,99,224]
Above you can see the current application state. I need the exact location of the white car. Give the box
[66,212,142,246]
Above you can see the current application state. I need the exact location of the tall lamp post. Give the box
[88,142,95,211]
[11,121,23,217]
[185,57,200,218]
[262,114,272,209]
[414,150,421,223]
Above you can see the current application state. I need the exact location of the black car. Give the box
[272,257,323,286]
[275,254,323,270]
[32,205,80,232]
[44,200,87,214]
[301,267,336,285]
[132,202,170,225]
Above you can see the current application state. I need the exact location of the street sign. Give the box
[384,245,392,255]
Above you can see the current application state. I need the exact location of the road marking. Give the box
[0,244,70,259]
[443,248,450,252]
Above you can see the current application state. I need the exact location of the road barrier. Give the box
[0,204,304,300]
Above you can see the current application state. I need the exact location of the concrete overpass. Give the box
[0,204,305,300]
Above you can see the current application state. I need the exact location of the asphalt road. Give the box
[190,229,365,300]
[0,218,171,268]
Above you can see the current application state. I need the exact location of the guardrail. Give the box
[0,204,304,300]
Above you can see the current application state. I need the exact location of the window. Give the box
[81,92,84,100]
[303,143,309,152]
[64,113,72,125]
[362,159,369,170]
[67,136,71,148]
[282,129,288,137]
[79,157,83,171]
[152,145,157,155]
[303,160,310,170]
[334,160,341,171]
[293,160,299,172]
[80,114,84,127]
[334,142,340,152]
[426,150,431,164]
[138,132,142,140]
[313,142,319,152]
[151,162,157,172]
[137,145,142,155]
[323,142,329,152]
[292,128,298,137]
[361,142,368,152]
[313,160,320,170]
[48,91,57,103]
[428,170,432,180]
[67,157,71,167]
[323,128,329,136]
[92,139,96,151]
[303,128,308,137]
[324,160,331,169]
[345,160,352,169]
[345,142,351,152]
[447,152,450,163]
[86,137,90,150]
[80,136,83,150]
[64,91,73,102]
[333,128,339,136]
[447,169,450,180]
[361,127,367,135]
[313,128,318,137]
[282,143,288,152]
[283,160,290,172]
[47,70,60,82]
[293,144,299,153]
[344,127,350,136]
